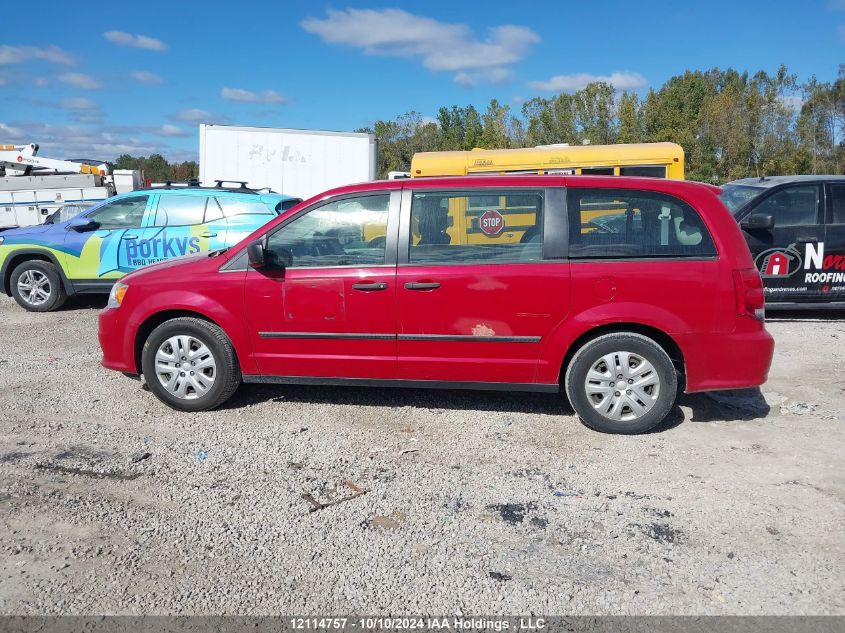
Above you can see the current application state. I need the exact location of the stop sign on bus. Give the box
[478,209,505,236]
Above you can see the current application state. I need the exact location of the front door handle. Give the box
[796,235,818,244]
[124,234,139,239]
[404,282,441,290]
[352,282,388,291]
[200,232,218,238]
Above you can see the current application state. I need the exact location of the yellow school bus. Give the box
[406,142,684,244]
[410,142,685,180]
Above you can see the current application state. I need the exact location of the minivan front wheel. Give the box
[141,317,241,411]
[565,332,678,434]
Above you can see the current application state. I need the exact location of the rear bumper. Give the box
[99,307,137,374]
[680,327,775,393]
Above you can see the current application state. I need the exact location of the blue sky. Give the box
[1,0,842,162]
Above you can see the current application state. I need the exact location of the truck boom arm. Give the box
[0,143,108,177]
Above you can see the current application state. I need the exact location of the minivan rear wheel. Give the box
[141,317,241,411]
[565,332,678,434]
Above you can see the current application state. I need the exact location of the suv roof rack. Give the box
[150,179,279,194]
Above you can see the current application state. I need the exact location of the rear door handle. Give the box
[404,282,441,290]
[200,232,218,238]
[124,234,139,239]
[352,282,388,291]
[796,235,818,243]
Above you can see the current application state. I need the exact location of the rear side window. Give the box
[619,165,666,178]
[568,188,716,259]
[217,197,273,218]
[408,190,543,265]
[154,195,208,227]
[828,184,845,224]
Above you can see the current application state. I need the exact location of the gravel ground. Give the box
[0,294,843,615]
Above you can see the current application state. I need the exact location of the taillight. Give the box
[732,268,765,321]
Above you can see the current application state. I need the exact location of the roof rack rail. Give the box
[214,179,252,190]
[148,179,282,194]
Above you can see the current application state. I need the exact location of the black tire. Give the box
[141,317,241,412]
[564,332,678,434]
[10,260,67,312]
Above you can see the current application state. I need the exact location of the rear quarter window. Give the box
[568,188,716,259]
[216,197,274,217]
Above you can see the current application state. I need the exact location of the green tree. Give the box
[573,82,616,145]
[480,99,512,149]
[617,92,642,144]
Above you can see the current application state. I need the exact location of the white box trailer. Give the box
[199,124,377,200]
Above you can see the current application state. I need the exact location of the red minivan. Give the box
[99,176,774,434]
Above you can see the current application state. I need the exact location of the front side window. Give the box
[568,188,716,259]
[750,185,820,227]
[265,194,389,268]
[87,196,148,229]
[408,190,544,265]
[153,195,209,226]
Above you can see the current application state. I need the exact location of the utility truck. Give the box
[0,143,119,230]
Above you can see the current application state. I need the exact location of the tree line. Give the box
[361,64,844,183]
[112,154,198,184]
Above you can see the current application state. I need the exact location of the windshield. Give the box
[44,202,96,224]
[719,184,766,214]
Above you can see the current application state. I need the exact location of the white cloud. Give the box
[530,71,648,92]
[130,70,163,84]
[454,67,513,88]
[301,8,538,84]
[0,122,24,139]
[2,120,195,162]
[34,76,48,87]
[155,124,190,137]
[103,31,168,51]
[60,97,98,110]
[0,44,75,65]
[221,87,288,104]
[58,72,101,89]
[170,108,228,124]
[172,108,210,123]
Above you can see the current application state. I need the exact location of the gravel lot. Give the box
[0,294,843,615]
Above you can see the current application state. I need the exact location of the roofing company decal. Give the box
[755,243,802,278]
[756,242,845,297]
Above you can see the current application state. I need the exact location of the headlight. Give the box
[106,282,128,309]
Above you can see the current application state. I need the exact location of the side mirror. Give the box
[741,213,775,231]
[247,240,268,269]
[67,217,100,232]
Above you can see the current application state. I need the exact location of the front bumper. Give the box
[99,307,137,374]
